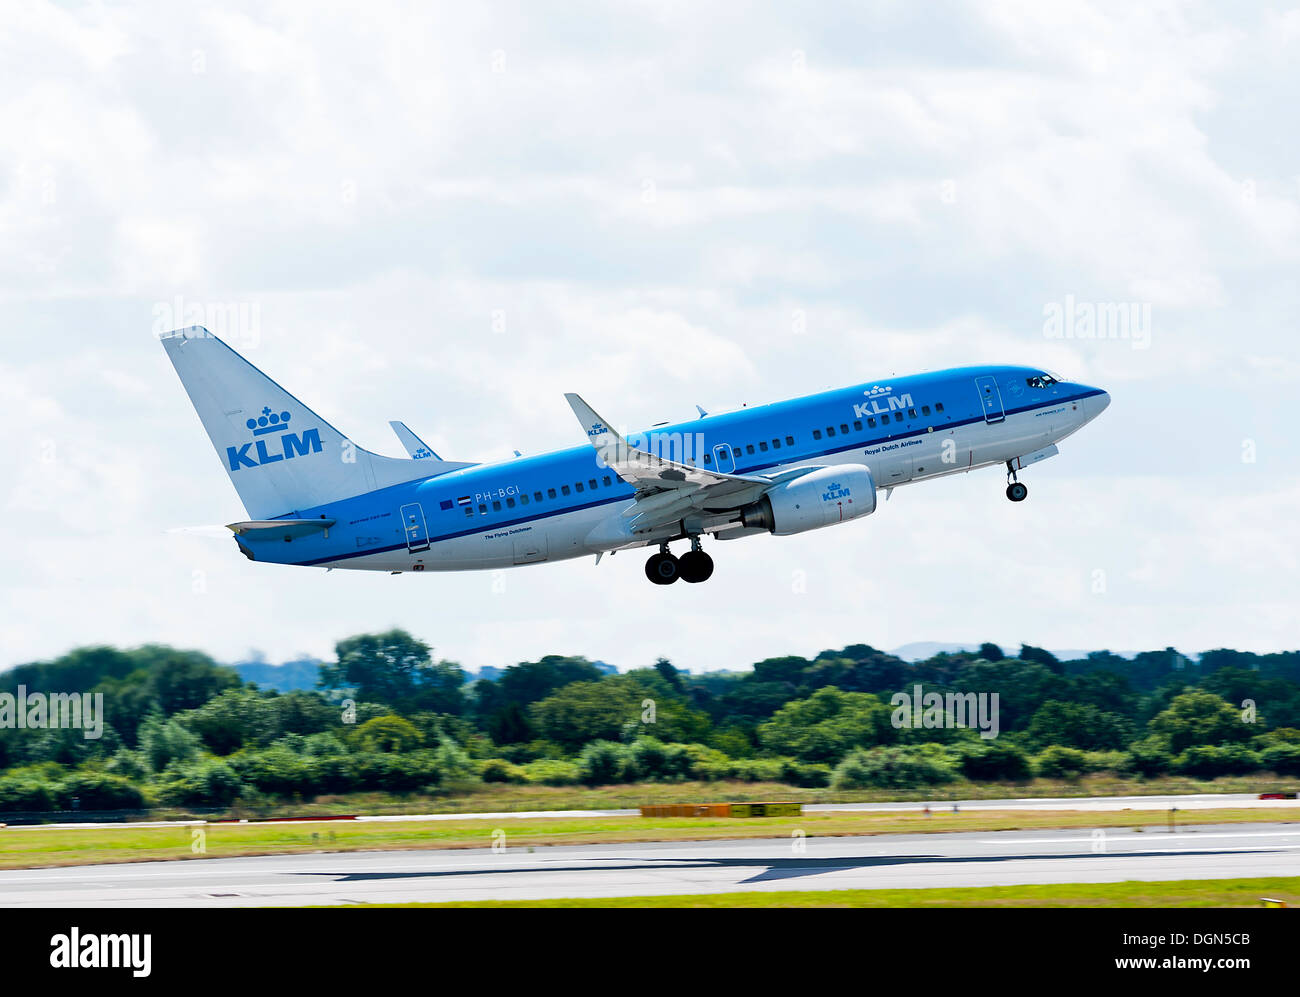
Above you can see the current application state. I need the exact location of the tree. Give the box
[474,656,604,718]
[320,630,465,713]
[1018,644,1062,674]
[1025,700,1135,751]
[978,643,1005,662]
[1148,691,1251,754]
[354,715,422,753]
[757,687,894,763]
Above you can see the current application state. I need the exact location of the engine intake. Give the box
[739,465,877,536]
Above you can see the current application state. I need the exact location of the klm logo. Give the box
[227,405,323,471]
[587,422,605,438]
[822,481,852,501]
[853,389,913,419]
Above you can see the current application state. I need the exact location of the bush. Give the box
[157,760,242,806]
[1080,750,1131,775]
[0,775,57,812]
[479,758,528,784]
[1033,745,1089,779]
[1172,744,1262,777]
[518,758,582,786]
[1126,736,1173,777]
[627,738,692,782]
[1260,743,1300,776]
[956,740,1031,781]
[57,772,146,810]
[779,758,832,788]
[831,746,958,790]
[732,757,786,783]
[578,740,633,785]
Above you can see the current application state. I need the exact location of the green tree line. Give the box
[1,633,1298,812]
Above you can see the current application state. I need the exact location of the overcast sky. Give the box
[2,1,1297,675]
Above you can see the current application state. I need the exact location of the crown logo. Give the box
[246,405,292,437]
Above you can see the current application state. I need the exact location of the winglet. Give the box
[389,420,440,460]
[564,392,627,452]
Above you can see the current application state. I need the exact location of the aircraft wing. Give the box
[388,420,440,460]
[564,393,817,534]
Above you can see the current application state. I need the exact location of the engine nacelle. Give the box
[739,465,877,536]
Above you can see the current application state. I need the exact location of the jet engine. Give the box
[738,465,877,536]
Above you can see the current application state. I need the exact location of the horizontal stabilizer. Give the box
[227,519,336,540]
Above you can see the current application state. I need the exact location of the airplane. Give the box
[160,326,1110,585]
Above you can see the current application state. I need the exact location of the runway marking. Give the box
[980,830,1300,845]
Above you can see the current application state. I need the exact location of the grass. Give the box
[352,877,1300,908]
[0,806,1295,870]
[202,774,1300,817]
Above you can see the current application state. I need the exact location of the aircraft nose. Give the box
[1088,390,1111,418]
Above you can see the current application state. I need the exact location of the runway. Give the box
[2,822,1298,907]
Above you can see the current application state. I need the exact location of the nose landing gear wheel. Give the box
[678,549,714,583]
[645,551,680,584]
[1006,481,1028,502]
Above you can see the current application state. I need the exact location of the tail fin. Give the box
[160,327,473,518]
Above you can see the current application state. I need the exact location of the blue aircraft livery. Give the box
[160,326,1109,585]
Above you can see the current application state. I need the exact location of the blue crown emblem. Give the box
[246,406,292,437]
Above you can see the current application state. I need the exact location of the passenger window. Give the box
[813,429,822,440]
[893,412,903,422]
[936,402,944,413]
[840,423,849,434]
[853,420,862,432]
[785,435,794,446]
[826,426,835,437]
[907,408,916,418]
[603,475,612,486]
[759,441,768,452]
[867,417,876,428]
[521,494,529,505]
[439,499,453,511]
[703,453,712,464]
[506,497,516,508]
[464,507,473,518]
[588,478,597,490]
[561,485,571,496]
[492,500,502,512]
[478,504,487,515]
[574,482,584,493]
[922,405,931,416]
[746,444,755,455]
[772,438,780,449]
[534,491,543,502]
[548,488,557,499]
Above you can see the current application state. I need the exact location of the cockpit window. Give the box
[1026,373,1059,389]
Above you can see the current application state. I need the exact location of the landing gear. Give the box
[645,545,680,585]
[1005,463,1028,502]
[645,539,715,585]
[678,545,714,584]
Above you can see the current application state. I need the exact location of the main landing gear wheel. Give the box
[645,550,680,585]
[678,549,714,584]
[1006,481,1028,502]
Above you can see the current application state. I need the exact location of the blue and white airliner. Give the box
[161,327,1110,585]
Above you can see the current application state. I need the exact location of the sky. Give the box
[2,1,1298,675]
